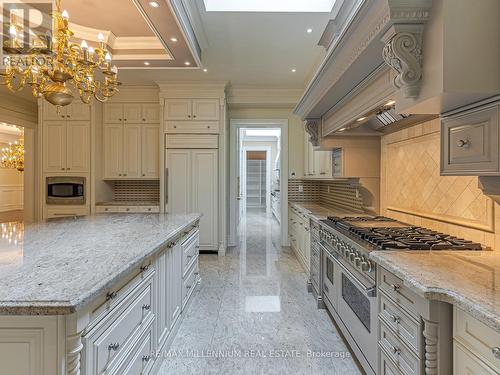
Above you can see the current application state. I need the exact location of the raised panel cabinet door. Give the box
[43,101,67,120]
[123,103,142,123]
[43,121,67,172]
[164,99,192,120]
[155,249,170,348]
[191,149,218,250]
[66,121,90,172]
[318,151,332,177]
[66,102,91,121]
[103,103,124,124]
[123,124,141,178]
[141,125,159,178]
[142,103,160,123]
[103,124,123,178]
[166,149,191,213]
[167,243,182,330]
[191,99,220,121]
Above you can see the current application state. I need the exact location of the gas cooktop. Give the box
[322,215,483,251]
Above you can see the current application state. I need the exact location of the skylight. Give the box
[204,0,336,13]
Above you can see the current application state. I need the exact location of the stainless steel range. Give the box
[316,215,482,375]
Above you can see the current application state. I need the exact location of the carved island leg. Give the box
[65,313,89,375]
[422,318,439,375]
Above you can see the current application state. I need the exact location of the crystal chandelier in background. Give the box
[0,0,120,106]
[1,127,24,172]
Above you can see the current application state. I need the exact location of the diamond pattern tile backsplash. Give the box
[381,119,496,248]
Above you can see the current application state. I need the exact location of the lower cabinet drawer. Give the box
[454,341,498,375]
[182,260,199,308]
[112,322,155,375]
[379,291,422,353]
[379,322,422,375]
[166,121,220,134]
[454,307,500,372]
[378,267,426,318]
[380,347,403,375]
[95,206,160,213]
[181,230,199,277]
[46,206,88,219]
[84,278,154,375]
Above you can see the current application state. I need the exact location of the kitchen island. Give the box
[0,213,201,375]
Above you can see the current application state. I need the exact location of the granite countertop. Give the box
[0,213,200,315]
[96,201,160,206]
[370,251,500,332]
[289,201,368,221]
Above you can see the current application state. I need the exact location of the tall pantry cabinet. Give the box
[160,84,227,254]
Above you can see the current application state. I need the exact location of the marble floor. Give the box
[158,208,362,375]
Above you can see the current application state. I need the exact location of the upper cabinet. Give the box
[104,103,160,124]
[43,102,91,121]
[441,98,500,176]
[303,132,332,179]
[164,99,220,122]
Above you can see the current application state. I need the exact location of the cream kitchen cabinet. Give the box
[103,123,159,179]
[288,205,310,273]
[43,101,91,121]
[104,103,160,124]
[164,98,220,122]
[166,149,218,251]
[303,132,332,178]
[42,120,90,173]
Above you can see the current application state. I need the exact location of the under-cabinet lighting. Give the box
[170,37,178,42]
[184,61,191,66]
[356,117,366,122]
[149,1,160,8]
[291,68,296,73]
[307,28,313,33]
[203,68,208,72]
[144,61,150,66]
[385,100,396,106]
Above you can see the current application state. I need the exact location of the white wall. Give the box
[0,142,24,212]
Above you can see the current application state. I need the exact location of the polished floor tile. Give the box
[157,208,361,375]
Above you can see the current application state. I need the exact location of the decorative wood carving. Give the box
[67,330,84,375]
[423,318,439,375]
[382,24,425,98]
[305,119,320,147]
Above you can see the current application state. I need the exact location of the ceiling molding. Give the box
[157,81,228,99]
[106,85,160,103]
[227,87,304,108]
[113,37,165,50]
[179,0,209,51]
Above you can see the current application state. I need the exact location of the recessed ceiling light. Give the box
[203,68,208,72]
[356,117,367,122]
[338,127,346,132]
[144,61,150,66]
[184,61,191,66]
[307,28,313,33]
[385,100,396,106]
[170,37,178,42]
[149,1,160,8]
[291,68,296,73]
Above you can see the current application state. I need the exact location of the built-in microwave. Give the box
[46,177,86,205]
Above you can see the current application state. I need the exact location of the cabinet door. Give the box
[317,151,332,177]
[103,124,123,178]
[66,102,91,121]
[192,99,219,121]
[66,121,90,173]
[166,149,191,213]
[142,104,160,123]
[43,102,66,121]
[155,249,170,348]
[167,243,182,330]
[164,99,192,120]
[191,149,218,250]
[123,103,142,123]
[103,103,124,124]
[332,149,343,177]
[141,125,159,178]
[43,121,67,172]
[123,124,141,178]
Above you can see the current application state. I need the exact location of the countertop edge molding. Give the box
[386,206,495,234]
[0,214,201,315]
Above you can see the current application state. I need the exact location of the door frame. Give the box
[229,119,289,247]
[242,145,272,212]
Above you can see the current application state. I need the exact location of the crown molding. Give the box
[157,81,228,99]
[105,85,160,103]
[227,86,303,108]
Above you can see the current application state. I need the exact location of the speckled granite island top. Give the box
[370,250,500,332]
[0,213,200,315]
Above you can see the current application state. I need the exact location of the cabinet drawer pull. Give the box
[108,343,120,351]
[142,303,151,311]
[193,115,197,118]
[457,139,470,148]
[186,284,192,289]
[390,284,401,292]
[194,272,199,275]
[492,347,500,359]
[142,354,151,362]
[187,255,193,259]
[390,346,401,356]
[390,314,401,324]
[106,291,117,301]
[140,264,150,272]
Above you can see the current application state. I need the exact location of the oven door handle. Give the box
[332,253,376,298]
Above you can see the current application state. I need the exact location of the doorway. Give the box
[229,120,289,248]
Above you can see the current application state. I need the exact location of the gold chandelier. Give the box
[0,0,120,106]
[1,128,24,172]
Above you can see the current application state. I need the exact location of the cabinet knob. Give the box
[61,168,65,171]
[106,291,117,301]
[142,355,151,362]
[140,264,150,272]
[142,173,146,176]
[207,125,210,129]
[187,115,191,118]
[108,343,120,351]
[492,347,500,359]
[142,118,146,121]
[391,284,401,292]
[118,173,122,176]
[124,174,127,176]
[67,115,71,118]
[457,139,470,148]
[193,115,197,118]
[142,303,151,311]
[390,314,401,324]
[119,118,122,121]
[391,346,401,356]
[124,118,127,121]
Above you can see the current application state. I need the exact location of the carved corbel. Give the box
[304,119,320,147]
[382,24,425,99]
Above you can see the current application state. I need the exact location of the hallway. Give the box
[158,208,361,375]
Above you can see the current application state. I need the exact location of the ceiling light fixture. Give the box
[203,68,208,72]
[144,61,150,66]
[307,28,313,33]
[291,68,296,73]
[149,1,160,8]
[385,100,396,106]
[170,37,178,42]
[184,61,191,66]
[338,127,346,132]
[356,117,367,122]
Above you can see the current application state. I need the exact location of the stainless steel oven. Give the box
[46,177,86,205]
